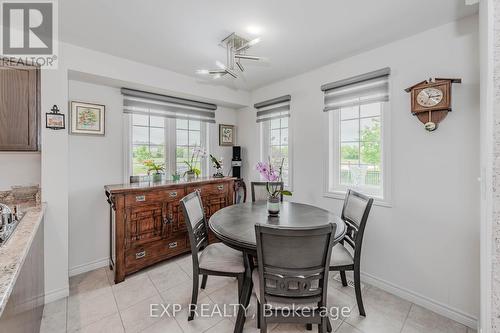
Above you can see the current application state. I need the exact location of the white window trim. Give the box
[323,102,392,208]
[123,115,209,182]
[259,119,293,191]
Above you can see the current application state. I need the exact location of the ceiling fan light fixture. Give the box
[197,32,265,80]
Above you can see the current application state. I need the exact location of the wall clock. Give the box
[405,78,461,131]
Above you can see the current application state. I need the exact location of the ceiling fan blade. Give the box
[236,61,244,72]
[234,54,261,61]
[208,69,226,74]
[225,68,239,79]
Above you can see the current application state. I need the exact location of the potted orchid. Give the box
[256,158,292,216]
[184,146,207,181]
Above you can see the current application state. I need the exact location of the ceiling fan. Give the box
[197,32,265,80]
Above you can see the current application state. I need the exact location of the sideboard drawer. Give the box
[188,182,229,196]
[125,188,185,206]
[125,237,188,271]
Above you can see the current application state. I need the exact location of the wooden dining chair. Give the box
[253,223,337,333]
[180,191,245,321]
[251,181,284,202]
[329,189,373,316]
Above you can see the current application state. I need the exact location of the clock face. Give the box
[416,88,443,107]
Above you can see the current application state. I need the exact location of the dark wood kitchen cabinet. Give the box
[0,60,40,151]
[105,177,235,283]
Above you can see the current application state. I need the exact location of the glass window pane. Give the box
[149,145,165,160]
[150,116,165,127]
[133,163,148,176]
[341,142,359,163]
[189,120,201,130]
[281,128,288,145]
[189,130,201,146]
[132,126,149,144]
[365,166,382,186]
[270,129,280,145]
[360,117,381,142]
[176,119,188,129]
[132,114,148,126]
[132,145,151,163]
[340,106,358,120]
[270,118,280,129]
[176,130,188,145]
[150,128,164,145]
[280,117,288,128]
[176,146,189,162]
[360,103,381,118]
[360,141,381,166]
[340,119,359,142]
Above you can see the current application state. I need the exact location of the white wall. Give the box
[238,15,480,327]
[0,153,41,190]
[67,80,239,275]
[68,81,123,275]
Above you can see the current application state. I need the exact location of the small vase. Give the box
[151,173,162,182]
[267,197,280,217]
[185,171,196,181]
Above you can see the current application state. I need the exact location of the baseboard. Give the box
[68,257,109,277]
[44,286,69,304]
[360,271,478,330]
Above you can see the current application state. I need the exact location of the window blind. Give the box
[321,67,390,112]
[122,88,217,123]
[254,95,291,123]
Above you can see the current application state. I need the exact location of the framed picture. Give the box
[46,111,65,130]
[219,124,235,146]
[70,101,105,135]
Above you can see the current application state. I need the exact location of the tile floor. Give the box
[40,254,477,333]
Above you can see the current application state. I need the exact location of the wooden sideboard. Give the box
[105,177,235,283]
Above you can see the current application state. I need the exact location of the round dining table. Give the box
[209,201,346,333]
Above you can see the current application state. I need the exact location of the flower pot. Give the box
[267,197,280,217]
[151,173,163,182]
[185,171,196,181]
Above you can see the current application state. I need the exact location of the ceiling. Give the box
[60,0,477,91]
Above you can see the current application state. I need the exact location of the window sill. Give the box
[323,191,392,208]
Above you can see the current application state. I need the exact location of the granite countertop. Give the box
[0,204,45,317]
[105,176,237,194]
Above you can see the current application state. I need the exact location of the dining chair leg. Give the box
[189,273,199,321]
[237,274,244,301]
[257,301,261,329]
[318,316,326,333]
[326,317,332,332]
[306,323,312,330]
[340,270,348,287]
[353,267,365,316]
[201,274,208,289]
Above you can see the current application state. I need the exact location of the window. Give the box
[255,95,292,188]
[131,114,166,176]
[322,68,390,201]
[330,103,384,197]
[175,119,206,175]
[261,117,290,187]
[123,88,215,179]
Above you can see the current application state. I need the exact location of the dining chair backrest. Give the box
[255,223,337,307]
[251,181,284,202]
[180,191,209,267]
[341,189,374,256]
